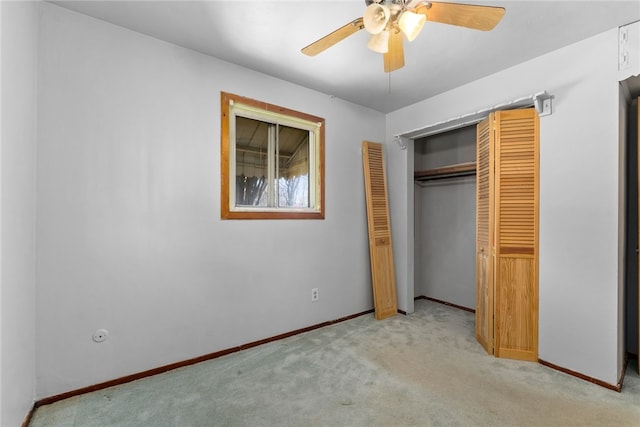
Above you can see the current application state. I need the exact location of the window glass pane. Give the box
[221,91,324,219]
[235,116,270,207]
[278,125,310,208]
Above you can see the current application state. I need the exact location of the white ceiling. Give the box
[52,0,640,113]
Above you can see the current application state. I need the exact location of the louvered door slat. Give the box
[494,108,539,361]
[475,117,494,354]
[362,141,397,320]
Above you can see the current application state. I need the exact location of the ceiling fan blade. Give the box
[383,30,404,72]
[415,2,505,31]
[301,18,365,56]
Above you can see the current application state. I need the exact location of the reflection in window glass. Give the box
[278,125,309,208]
[235,118,310,209]
[235,116,269,207]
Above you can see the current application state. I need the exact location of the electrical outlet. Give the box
[93,329,109,343]
[311,288,319,302]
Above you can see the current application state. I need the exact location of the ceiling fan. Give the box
[301,0,505,72]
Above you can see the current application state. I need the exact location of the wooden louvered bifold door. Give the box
[476,116,494,354]
[362,141,397,320]
[494,109,539,361]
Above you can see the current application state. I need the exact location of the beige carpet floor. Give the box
[30,299,640,426]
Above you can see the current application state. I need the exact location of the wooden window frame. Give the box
[221,92,325,219]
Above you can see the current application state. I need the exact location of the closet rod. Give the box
[414,162,476,182]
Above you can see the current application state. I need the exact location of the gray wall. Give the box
[36,3,385,398]
[414,126,476,309]
[1,1,37,424]
[387,26,636,385]
[10,1,639,409]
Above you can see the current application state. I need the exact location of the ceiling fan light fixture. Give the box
[367,30,390,53]
[301,1,506,73]
[363,3,391,34]
[398,10,426,41]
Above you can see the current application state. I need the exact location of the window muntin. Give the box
[221,92,324,219]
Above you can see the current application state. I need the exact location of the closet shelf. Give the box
[414,162,477,182]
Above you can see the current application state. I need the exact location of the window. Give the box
[221,92,325,219]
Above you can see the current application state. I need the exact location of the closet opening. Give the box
[407,94,547,316]
[414,125,477,312]
[412,108,540,362]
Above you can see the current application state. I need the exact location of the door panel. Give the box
[496,255,537,361]
[476,117,494,353]
[494,109,539,361]
[362,141,397,320]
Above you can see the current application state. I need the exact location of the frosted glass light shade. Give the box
[398,10,426,42]
[367,30,389,53]
[363,4,390,35]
